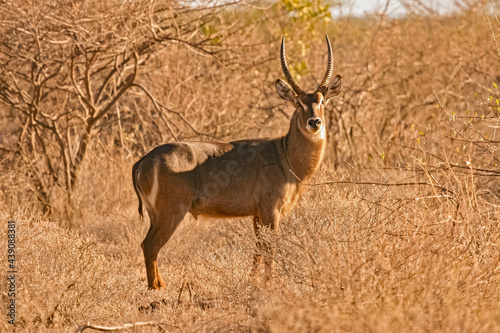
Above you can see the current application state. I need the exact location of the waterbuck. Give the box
[132,36,342,289]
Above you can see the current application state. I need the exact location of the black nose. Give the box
[307,117,322,129]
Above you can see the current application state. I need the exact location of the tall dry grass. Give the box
[1,164,499,331]
[1,0,500,331]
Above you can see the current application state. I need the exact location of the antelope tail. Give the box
[132,160,144,218]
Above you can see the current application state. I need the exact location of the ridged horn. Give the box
[316,35,334,94]
[280,36,304,95]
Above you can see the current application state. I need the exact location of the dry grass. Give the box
[2,1,500,332]
[1,162,500,331]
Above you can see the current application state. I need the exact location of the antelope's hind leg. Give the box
[142,199,190,290]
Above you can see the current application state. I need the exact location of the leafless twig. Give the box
[309,180,454,195]
[74,321,177,333]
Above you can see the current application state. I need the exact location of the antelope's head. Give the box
[276,35,342,139]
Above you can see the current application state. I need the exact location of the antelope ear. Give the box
[275,79,298,105]
[324,75,343,105]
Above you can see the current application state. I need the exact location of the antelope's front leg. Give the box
[252,216,264,275]
[257,207,281,280]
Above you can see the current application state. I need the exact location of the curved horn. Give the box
[280,36,304,95]
[316,35,334,94]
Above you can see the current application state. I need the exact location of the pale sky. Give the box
[337,0,460,17]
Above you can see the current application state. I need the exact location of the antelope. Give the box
[132,35,342,289]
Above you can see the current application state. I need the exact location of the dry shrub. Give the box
[253,169,500,331]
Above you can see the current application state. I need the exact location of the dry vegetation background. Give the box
[1,0,500,331]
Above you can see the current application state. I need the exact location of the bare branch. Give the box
[309,180,455,195]
[74,321,177,333]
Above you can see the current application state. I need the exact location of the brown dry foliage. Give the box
[1,0,500,331]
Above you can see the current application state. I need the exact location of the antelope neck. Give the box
[281,111,326,182]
